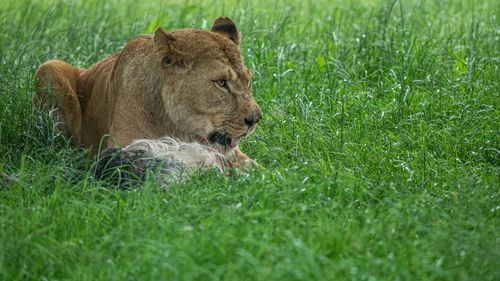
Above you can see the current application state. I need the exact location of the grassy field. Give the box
[1,0,499,280]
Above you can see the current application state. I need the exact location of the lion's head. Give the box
[152,17,262,155]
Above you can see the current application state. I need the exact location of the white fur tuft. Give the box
[123,137,226,172]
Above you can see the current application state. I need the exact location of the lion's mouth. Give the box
[208,131,240,148]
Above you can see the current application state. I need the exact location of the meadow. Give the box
[0,0,499,280]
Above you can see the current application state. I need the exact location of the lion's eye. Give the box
[216,80,227,88]
[215,79,230,93]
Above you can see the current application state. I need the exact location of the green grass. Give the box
[1,0,499,280]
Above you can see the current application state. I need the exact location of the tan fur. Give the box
[34,17,262,167]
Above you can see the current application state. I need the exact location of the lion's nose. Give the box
[244,117,256,127]
[244,108,262,127]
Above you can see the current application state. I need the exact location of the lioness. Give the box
[34,17,262,167]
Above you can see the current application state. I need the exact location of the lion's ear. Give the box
[211,17,240,45]
[153,27,185,69]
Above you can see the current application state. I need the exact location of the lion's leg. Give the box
[34,60,84,144]
[233,147,261,169]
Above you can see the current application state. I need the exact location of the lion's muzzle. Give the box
[244,103,263,128]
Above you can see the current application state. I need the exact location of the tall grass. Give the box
[1,0,499,280]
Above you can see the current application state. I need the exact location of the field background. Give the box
[1,0,499,280]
